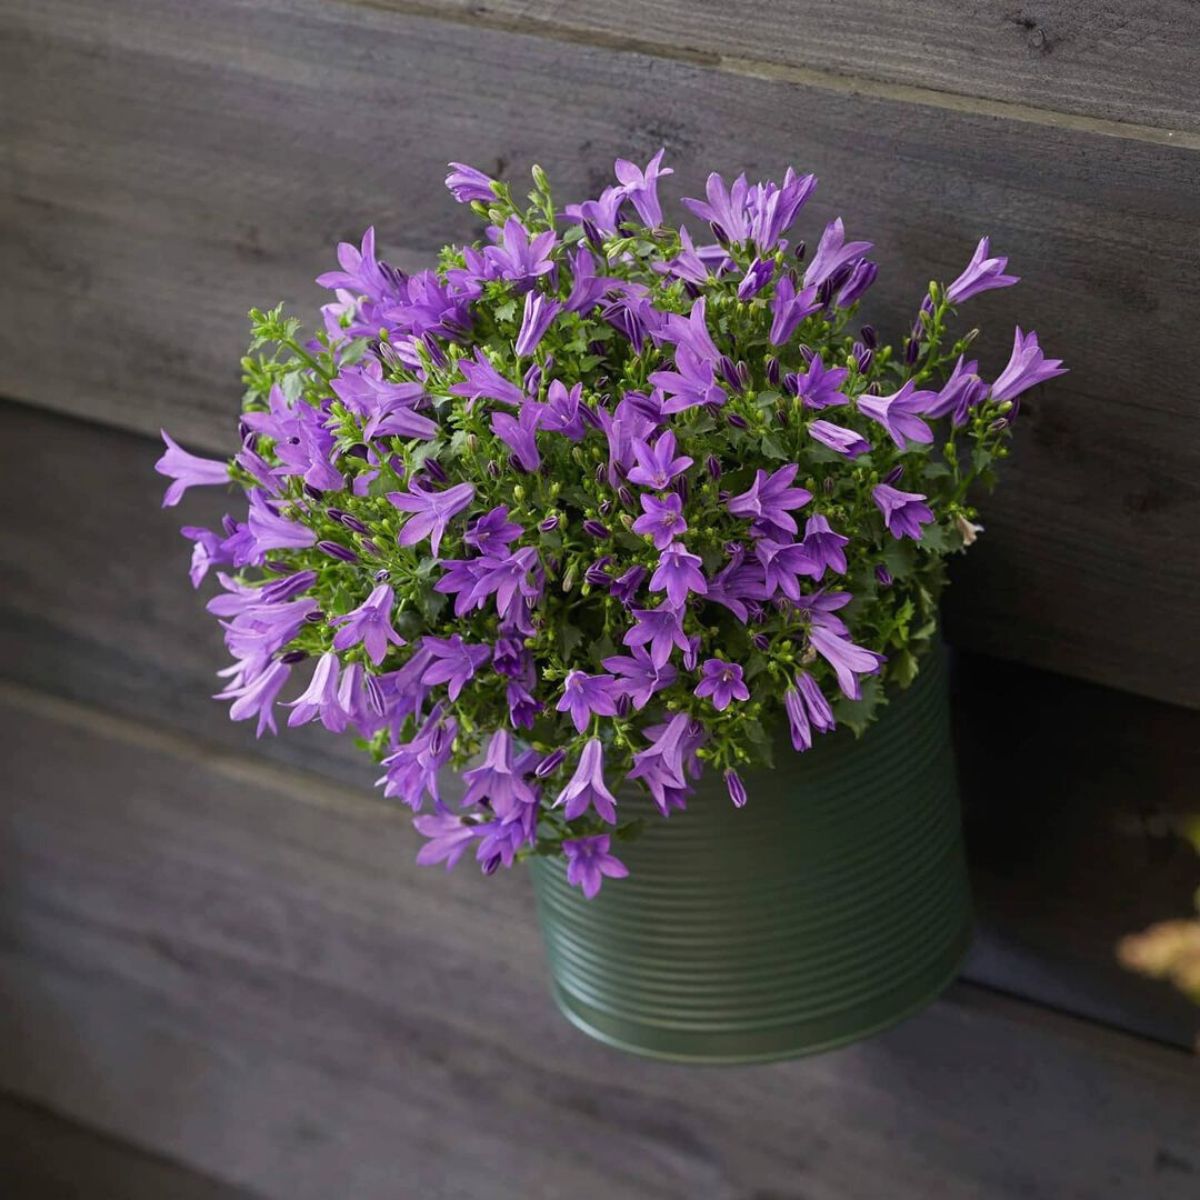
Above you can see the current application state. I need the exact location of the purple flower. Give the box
[808,419,871,459]
[724,768,748,808]
[784,668,837,751]
[484,216,557,289]
[727,464,812,538]
[491,403,542,471]
[924,355,988,425]
[800,513,849,579]
[379,708,457,811]
[444,161,496,204]
[658,297,721,363]
[648,347,725,414]
[556,670,620,733]
[564,246,612,315]
[755,537,819,600]
[808,624,883,701]
[215,659,291,737]
[448,349,525,408]
[694,658,749,710]
[420,634,491,699]
[514,290,561,357]
[650,543,707,608]
[990,327,1067,403]
[656,226,728,286]
[555,738,619,824]
[286,651,348,733]
[610,563,649,608]
[946,236,1019,304]
[858,381,939,450]
[626,429,693,489]
[464,506,523,554]
[462,728,539,820]
[790,353,849,410]
[768,274,821,346]
[562,834,629,899]
[624,605,690,667]
[507,680,543,729]
[601,646,677,709]
[316,227,397,303]
[707,555,770,622]
[245,492,317,556]
[330,583,405,665]
[628,712,704,814]
[873,483,935,541]
[748,168,817,252]
[537,380,587,440]
[803,218,873,289]
[682,172,753,246]
[387,479,475,556]
[613,148,673,227]
[835,259,878,307]
[632,492,687,550]
[181,525,229,587]
[156,431,230,507]
[737,256,775,300]
[413,813,479,870]
[565,185,626,239]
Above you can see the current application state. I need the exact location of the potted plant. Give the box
[157,153,1064,1062]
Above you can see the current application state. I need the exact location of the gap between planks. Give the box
[341,0,1200,151]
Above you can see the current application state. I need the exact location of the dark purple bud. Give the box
[263,558,294,574]
[717,489,731,503]
[594,464,607,485]
[523,363,542,393]
[718,355,740,390]
[883,465,904,486]
[481,854,502,877]
[683,281,702,300]
[710,220,731,247]
[422,333,448,369]
[326,506,347,523]
[875,565,893,588]
[903,337,921,366]
[823,476,835,495]
[736,361,752,390]
[1004,397,1022,426]
[262,570,318,603]
[359,539,383,557]
[783,372,800,397]
[751,633,770,652]
[304,610,325,624]
[672,476,690,504]
[238,419,253,443]
[828,260,856,293]
[374,568,391,582]
[598,499,612,517]
[303,483,325,500]
[777,405,789,427]
[706,454,721,480]
[345,443,371,461]
[585,560,612,587]
[581,218,604,251]
[317,540,360,563]
[487,460,502,479]
[364,674,386,715]
[817,278,834,307]
[765,356,781,387]
[617,485,634,508]
[538,514,560,533]
[579,403,603,430]
[424,458,448,484]
[583,519,610,539]
[615,694,632,718]
[535,748,567,778]
[987,417,1009,433]
[341,513,370,535]
[798,345,816,366]
[723,540,744,560]
[793,240,806,263]
[280,649,308,664]
[860,324,878,348]
[921,295,935,315]
[727,412,748,429]
[222,514,240,537]
[744,600,765,623]
[543,354,555,374]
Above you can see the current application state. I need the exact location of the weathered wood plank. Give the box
[2,2,1199,702]
[0,1092,263,1200]
[385,0,1200,135]
[2,397,1198,1044]
[1,684,1197,1200]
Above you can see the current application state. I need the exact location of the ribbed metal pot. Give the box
[529,642,971,1063]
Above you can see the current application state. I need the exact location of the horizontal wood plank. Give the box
[2,397,1198,1044]
[1,683,1198,1199]
[3,2,1200,701]
[0,1092,263,1200]
[383,0,1200,136]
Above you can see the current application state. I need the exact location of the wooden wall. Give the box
[1,1,1199,1195]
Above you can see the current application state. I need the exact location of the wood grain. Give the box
[373,0,1200,136]
[0,1092,263,1200]
[3,397,1199,1044]
[1,683,1198,1200]
[2,1,1200,702]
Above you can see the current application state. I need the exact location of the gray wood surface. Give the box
[3,2,1200,704]
[1,682,1198,1200]
[389,0,1200,135]
[0,1093,262,1200]
[3,397,1198,1045]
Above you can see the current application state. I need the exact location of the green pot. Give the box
[529,642,972,1063]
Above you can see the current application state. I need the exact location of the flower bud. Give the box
[903,337,920,366]
[718,355,740,390]
[798,345,815,366]
[793,239,806,263]
[374,569,391,582]
[706,455,721,480]
[304,483,325,500]
[424,458,448,484]
[617,485,634,508]
[598,499,612,517]
[883,465,904,486]
[341,513,370,535]
[583,519,610,539]
[421,333,447,368]
[764,356,781,387]
[710,220,731,247]
[523,363,542,393]
[860,323,878,348]
[535,748,567,777]
[280,649,308,664]
[538,514,560,533]
[318,540,359,563]
[264,558,294,574]
[751,633,770,652]
[727,412,748,429]
[875,565,893,588]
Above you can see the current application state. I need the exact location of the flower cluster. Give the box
[158,153,1064,895]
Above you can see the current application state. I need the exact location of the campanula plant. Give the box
[158,153,1064,897]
